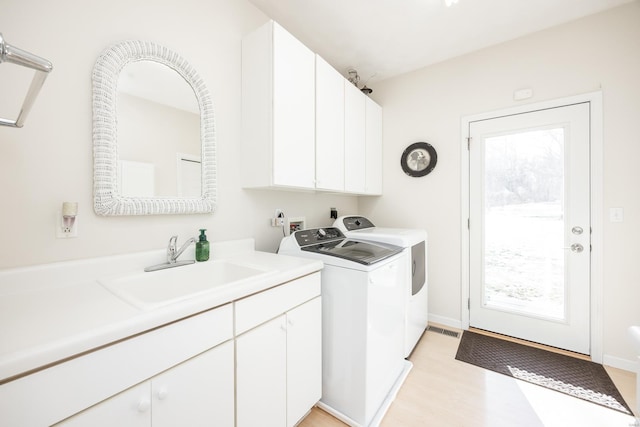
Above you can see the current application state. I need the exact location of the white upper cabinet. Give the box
[344,84,383,195]
[242,21,316,190]
[364,97,383,195]
[241,20,382,195]
[344,81,367,193]
[315,55,345,192]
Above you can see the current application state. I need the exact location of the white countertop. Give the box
[0,239,322,383]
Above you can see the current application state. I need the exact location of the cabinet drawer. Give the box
[0,304,233,427]
[235,273,320,335]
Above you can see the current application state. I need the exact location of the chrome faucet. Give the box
[144,235,197,272]
[167,235,196,264]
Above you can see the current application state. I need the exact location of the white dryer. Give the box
[334,216,428,357]
[279,227,412,427]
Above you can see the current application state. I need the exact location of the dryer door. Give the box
[411,241,426,295]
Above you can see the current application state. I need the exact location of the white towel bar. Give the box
[0,33,53,128]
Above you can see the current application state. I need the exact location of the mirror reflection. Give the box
[117,61,201,198]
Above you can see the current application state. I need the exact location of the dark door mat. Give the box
[455,330,633,414]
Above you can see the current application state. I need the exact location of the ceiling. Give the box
[247,0,634,85]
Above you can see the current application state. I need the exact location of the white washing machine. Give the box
[334,216,428,357]
[279,227,412,427]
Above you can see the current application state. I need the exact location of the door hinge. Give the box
[467,218,470,230]
[468,298,470,310]
[466,136,471,150]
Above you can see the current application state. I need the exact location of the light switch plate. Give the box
[609,207,624,223]
[514,88,533,101]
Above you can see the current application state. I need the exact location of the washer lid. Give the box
[291,227,403,265]
[302,239,402,265]
[345,227,427,247]
[334,216,427,247]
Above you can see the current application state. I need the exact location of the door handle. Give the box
[571,226,584,235]
[563,243,584,253]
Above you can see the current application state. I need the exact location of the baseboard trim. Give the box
[428,314,462,330]
[603,354,638,372]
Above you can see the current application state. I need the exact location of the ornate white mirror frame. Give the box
[92,40,216,215]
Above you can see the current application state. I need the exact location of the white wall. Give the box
[0,0,358,269]
[360,3,640,363]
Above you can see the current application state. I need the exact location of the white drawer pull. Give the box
[157,386,169,400]
[137,398,151,413]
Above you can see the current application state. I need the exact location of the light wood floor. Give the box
[299,327,638,427]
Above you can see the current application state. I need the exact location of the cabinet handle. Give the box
[157,386,169,400]
[137,398,151,413]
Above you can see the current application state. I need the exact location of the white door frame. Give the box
[460,91,603,362]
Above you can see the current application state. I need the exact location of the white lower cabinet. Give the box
[3,275,321,427]
[152,341,234,427]
[56,382,150,427]
[286,297,323,426]
[236,274,322,427]
[57,341,234,427]
[236,315,287,427]
[1,304,234,427]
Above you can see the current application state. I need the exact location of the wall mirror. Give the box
[92,40,216,215]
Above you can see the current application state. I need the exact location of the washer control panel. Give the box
[341,216,376,231]
[294,227,344,246]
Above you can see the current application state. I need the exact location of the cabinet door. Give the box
[55,382,151,427]
[344,81,366,193]
[236,315,287,427]
[153,341,234,427]
[315,55,345,192]
[365,97,383,195]
[286,297,322,427]
[272,23,316,189]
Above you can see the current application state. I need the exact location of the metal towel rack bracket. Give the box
[0,33,53,128]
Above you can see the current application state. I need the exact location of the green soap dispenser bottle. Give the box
[196,229,210,262]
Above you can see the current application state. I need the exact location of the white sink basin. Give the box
[99,260,275,310]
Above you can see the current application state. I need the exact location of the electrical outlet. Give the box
[271,208,285,227]
[271,217,285,227]
[56,211,78,238]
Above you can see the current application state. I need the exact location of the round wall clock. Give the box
[400,142,438,177]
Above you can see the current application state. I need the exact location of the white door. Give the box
[344,81,366,193]
[469,102,591,354]
[153,342,234,427]
[55,382,150,427]
[364,97,383,195]
[236,315,287,427]
[286,297,322,427]
[315,55,345,192]
[272,22,316,188]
